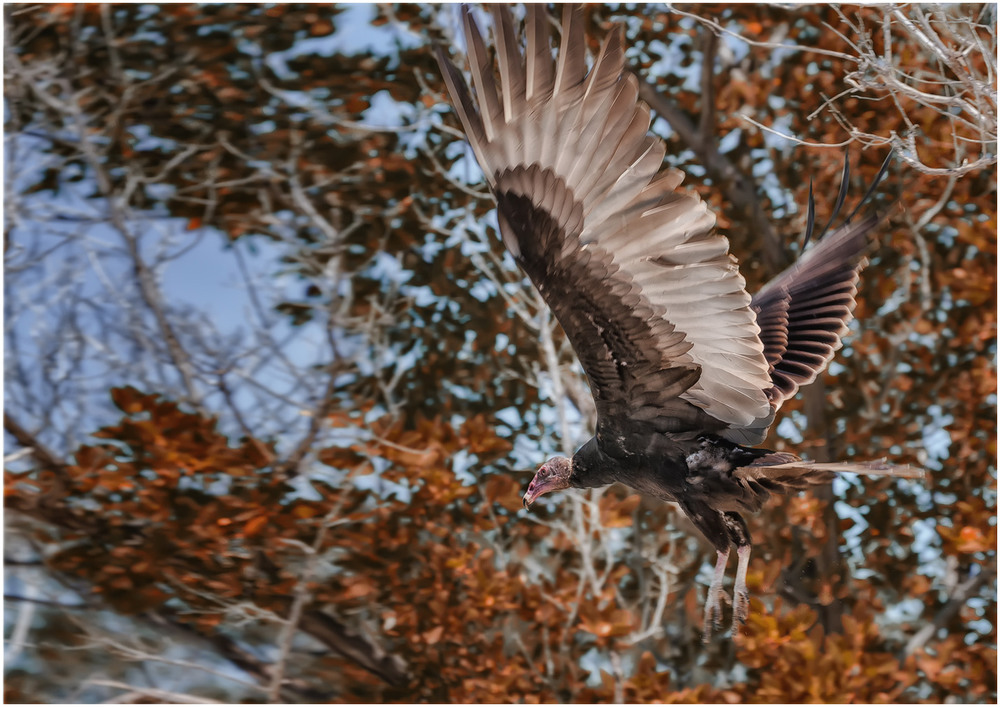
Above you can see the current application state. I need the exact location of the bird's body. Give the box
[436,4,915,640]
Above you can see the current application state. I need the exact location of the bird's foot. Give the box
[731,586,750,635]
[701,549,730,643]
[702,587,730,643]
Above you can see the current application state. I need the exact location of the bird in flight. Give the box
[436,4,916,641]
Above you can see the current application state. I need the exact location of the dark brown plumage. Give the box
[437,4,917,641]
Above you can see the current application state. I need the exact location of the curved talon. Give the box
[731,588,750,635]
[702,589,729,642]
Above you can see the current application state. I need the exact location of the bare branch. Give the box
[84,679,224,705]
[903,561,994,657]
[267,512,336,701]
[664,5,856,61]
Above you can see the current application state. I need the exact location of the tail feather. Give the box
[750,459,927,481]
[736,456,926,484]
[724,455,925,513]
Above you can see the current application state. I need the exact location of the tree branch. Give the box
[4,411,67,474]
[3,417,409,692]
[300,610,408,687]
[902,561,994,658]
[698,29,719,143]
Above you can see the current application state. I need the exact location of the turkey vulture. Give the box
[436,5,918,641]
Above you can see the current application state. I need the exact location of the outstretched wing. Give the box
[436,5,773,436]
[748,154,892,441]
[751,214,880,410]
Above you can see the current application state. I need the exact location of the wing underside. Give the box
[752,213,884,413]
[437,5,774,434]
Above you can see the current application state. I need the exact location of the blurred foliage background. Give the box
[4,3,996,702]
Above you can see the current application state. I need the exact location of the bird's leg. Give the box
[677,500,736,643]
[732,544,751,634]
[702,548,729,643]
[722,512,753,636]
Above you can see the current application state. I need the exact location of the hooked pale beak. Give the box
[522,478,539,509]
[522,470,563,509]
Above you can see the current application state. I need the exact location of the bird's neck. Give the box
[569,437,620,489]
